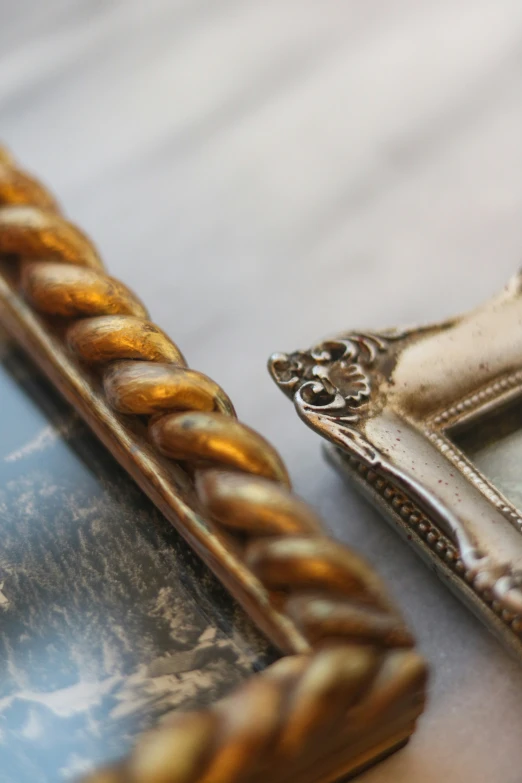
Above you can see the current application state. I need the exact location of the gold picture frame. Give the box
[0,147,426,782]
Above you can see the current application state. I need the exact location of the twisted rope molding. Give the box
[0,147,426,783]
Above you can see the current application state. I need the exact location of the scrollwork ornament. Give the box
[270,330,413,465]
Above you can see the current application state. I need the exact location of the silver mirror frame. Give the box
[270,274,522,659]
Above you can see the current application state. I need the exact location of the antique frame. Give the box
[270,274,522,660]
[0,147,426,782]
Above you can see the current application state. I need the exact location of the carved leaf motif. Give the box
[329,363,371,407]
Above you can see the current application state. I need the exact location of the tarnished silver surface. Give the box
[270,274,522,660]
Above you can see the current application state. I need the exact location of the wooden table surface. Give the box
[2,1,522,781]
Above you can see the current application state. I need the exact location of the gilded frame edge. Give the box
[0,267,428,783]
[0,143,427,783]
[0,273,427,783]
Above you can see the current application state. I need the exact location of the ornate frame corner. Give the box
[270,274,522,660]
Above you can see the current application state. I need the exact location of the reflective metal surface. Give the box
[0,148,426,783]
[270,276,522,660]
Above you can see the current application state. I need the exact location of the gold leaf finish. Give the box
[0,146,427,783]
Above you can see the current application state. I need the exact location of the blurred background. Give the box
[2,1,522,781]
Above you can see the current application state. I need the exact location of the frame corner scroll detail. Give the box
[269,328,419,465]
